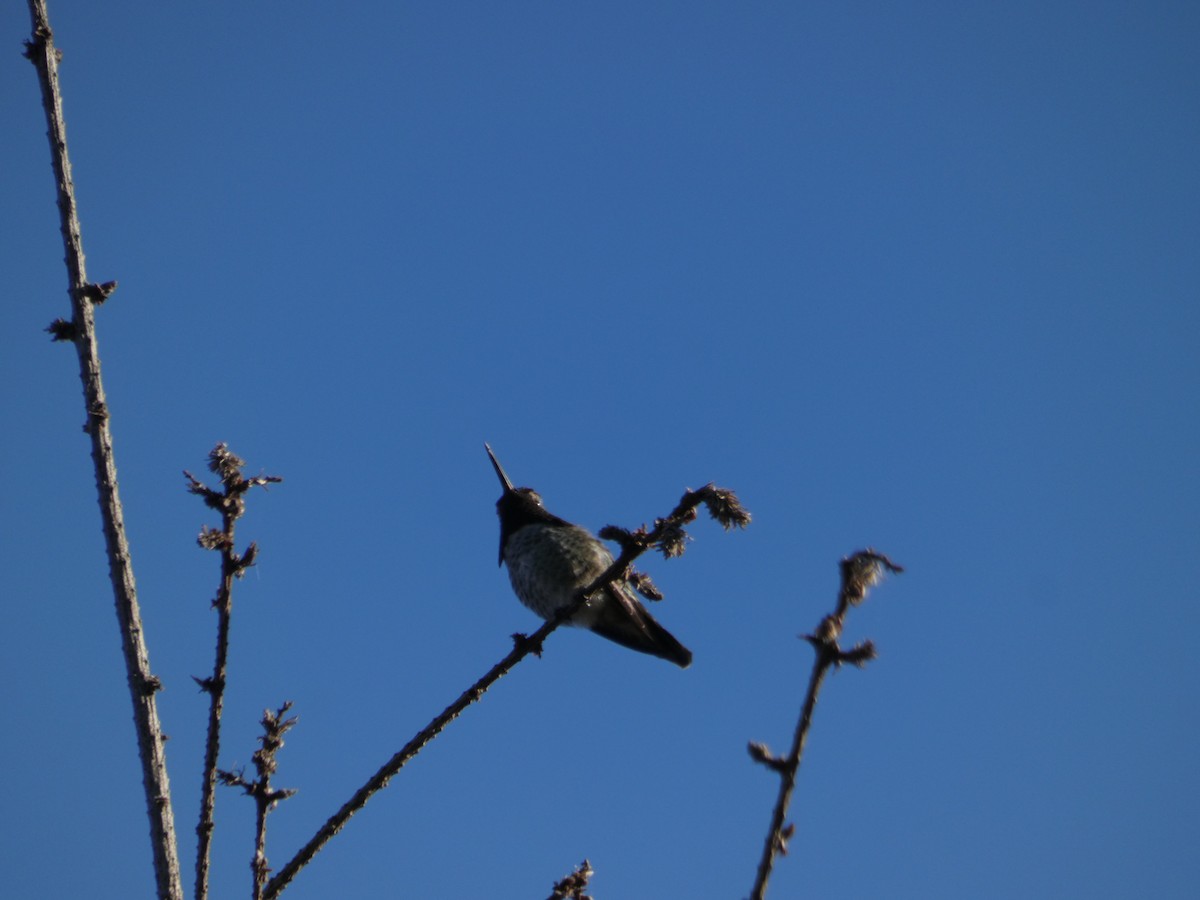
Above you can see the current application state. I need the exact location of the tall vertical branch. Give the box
[23,3,183,898]
[747,549,903,900]
[186,445,282,900]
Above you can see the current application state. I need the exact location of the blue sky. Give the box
[3,2,1197,898]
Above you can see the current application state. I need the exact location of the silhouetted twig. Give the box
[23,3,183,897]
[747,549,902,900]
[187,444,282,900]
[547,858,595,900]
[263,484,749,898]
[219,703,299,900]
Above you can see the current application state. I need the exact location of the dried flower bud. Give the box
[656,520,690,558]
[197,526,230,550]
[548,859,594,900]
[700,485,752,530]
[839,640,878,668]
[839,549,903,607]
[812,613,842,644]
[208,443,246,482]
[46,318,77,341]
[81,280,118,304]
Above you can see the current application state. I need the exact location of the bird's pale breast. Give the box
[503,523,614,623]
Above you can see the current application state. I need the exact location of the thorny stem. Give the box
[194,513,235,900]
[264,484,748,898]
[218,704,298,900]
[749,650,833,900]
[194,494,237,900]
[748,550,902,900]
[23,4,183,898]
[188,445,281,900]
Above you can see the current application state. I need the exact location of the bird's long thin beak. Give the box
[484,443,515,493]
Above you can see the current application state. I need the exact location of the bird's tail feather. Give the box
[589,590,693,668]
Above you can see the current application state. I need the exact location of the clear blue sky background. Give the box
[3,2,1197,898]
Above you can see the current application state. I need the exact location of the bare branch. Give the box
[748,549,902,900]
[220,704,299,900]
[24,2,182,896]
[192,445,281,900]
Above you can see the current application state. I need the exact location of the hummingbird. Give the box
[485,444,692,668]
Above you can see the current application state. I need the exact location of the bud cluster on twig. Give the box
[187,444,282,900]
[546,858,595,900]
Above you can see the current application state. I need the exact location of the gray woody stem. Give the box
[23,2,183,898]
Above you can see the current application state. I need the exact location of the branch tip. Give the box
[839,549,904,608]
[547,858,594,900]
[698,484,753,530]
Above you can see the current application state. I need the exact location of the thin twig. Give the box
[218,703,299,900]
[264,484,749,898]
[23,4,183,897]
[747,549,902,900]
[189,445,282,900]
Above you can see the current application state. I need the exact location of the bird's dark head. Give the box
[485,443,568,564]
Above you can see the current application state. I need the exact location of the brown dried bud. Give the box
[46,318,77,341]
[656,520,690,558]
[839,640,878,668]
[700,485,752,530]
[197,526,231,550]
[208,443,247,482]
[839,549,903,607]
[80,281,118,304]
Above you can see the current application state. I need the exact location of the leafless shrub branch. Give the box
[747,549,902,900]
[23,2,183,896]
[219,703,299,900]
[188,444,282,900]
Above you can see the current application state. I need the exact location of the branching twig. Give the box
[747,549,902,900]
[23,3,183,897]
[263,484,749,898]
[188,444,282,900]
[219,703,299,900]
